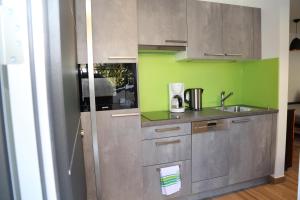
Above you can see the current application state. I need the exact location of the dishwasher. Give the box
[191,119,230,193]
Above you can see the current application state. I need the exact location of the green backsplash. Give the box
[241,58,279,109]
[138,53,278,112]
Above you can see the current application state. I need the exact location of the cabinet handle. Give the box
[155,126,181,133]
[68,118,81,175]
[192,125,222,134]
[108,56,136,60]
[165,40,187,44]
[232,119,251,124]
[155,139,181,146]
[207,121,217,127]
[225,53,243,57]
[111,113,140,117]
[204,53,225,56]
[80,129,85,137]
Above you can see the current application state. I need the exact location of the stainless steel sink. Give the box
[215,105,254,113]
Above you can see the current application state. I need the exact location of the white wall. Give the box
[201,0,290,179]
[277,0,290,179]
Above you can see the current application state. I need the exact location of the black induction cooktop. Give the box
[142,111,183,121]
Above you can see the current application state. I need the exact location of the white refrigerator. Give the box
[0,0,86,199]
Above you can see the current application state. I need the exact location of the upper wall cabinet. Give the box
[138,0,187,49]
[253,8,262,59]
[185,1,223,59]
[222,4,254,60]
[178,0,261,60]
[75,0,138,64]
[75,0,87,64]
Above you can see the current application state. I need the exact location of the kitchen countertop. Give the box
[141,105,278,127]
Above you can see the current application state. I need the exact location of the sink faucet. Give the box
[220,91,233,107]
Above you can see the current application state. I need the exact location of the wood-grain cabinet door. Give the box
[75,0,87,64]
[187,0,223,59]
[96,109,143,200]
[81,113,97,200]
[253,8,262,59]
[222,4,254,60]
[229,115,273,184]
[138,0,187,47]
[75,0,138,63]
[143,160,192,200]
[92,0,138,63]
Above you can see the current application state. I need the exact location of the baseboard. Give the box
[184,177,270,200]
[269,175,285,184]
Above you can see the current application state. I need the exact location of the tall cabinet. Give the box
[96,109,143,200]
[81,109,143,200]
[76,0,141,199]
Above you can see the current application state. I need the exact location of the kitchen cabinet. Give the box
[96,109,143,200]
[81,109,143,200]
[141,123,192,200]
[138,0,187,48]
[186,0,223,59]
[228,114,273,184]
[81,113,97,200]
[140,112,276,199]
[191,120,230,193]
[180,0,261,60]
[222,4,254,60]
[143,160,191,200]
[82,109,276,200]
[141,123,191,140]
[75,0,87,64]
[142,135,191,166]
[75,0,138,63]
[253,8,262,59]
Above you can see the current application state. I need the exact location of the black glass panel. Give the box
[78,63,138,112]
[142,111,182,121]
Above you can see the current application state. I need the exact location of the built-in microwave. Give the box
[78,63,138,112]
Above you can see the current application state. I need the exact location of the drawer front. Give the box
[192,176,229,194]
[142,135,191,166]
[143,160,191,200]
[142,123,191,140]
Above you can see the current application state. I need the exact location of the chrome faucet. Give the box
[220,91,233,107]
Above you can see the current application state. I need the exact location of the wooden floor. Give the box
[214,136,300,200]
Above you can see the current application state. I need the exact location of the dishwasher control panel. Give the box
[192,119,229,134]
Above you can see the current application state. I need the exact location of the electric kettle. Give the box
[184,88,204,111]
